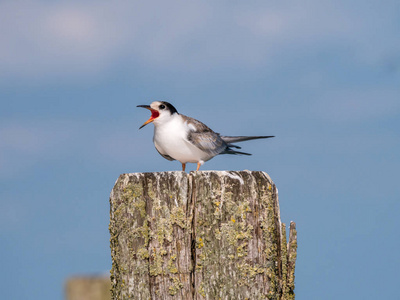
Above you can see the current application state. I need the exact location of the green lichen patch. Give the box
[149,247,166,276]
[237,262,266,286]
[170,206,187,229]
[132,199,146,218]
[110,171,296,299]
[137,247,149,260]
[122,182,144,201]
[196,237,204,249]
[198,281,206,297]
[168,276,183,296]
[167,255,178,274]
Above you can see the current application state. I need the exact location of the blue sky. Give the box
[1,1,399,299]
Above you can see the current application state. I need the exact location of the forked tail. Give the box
[221,135,274,156]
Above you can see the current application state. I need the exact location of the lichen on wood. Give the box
[109,171,297,299]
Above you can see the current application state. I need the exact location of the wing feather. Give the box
[182,115,227,155]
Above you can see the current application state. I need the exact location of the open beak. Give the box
[137,105,160,129]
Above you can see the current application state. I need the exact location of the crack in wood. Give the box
[109,171,297,299]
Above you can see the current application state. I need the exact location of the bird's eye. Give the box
[159,104,166,110]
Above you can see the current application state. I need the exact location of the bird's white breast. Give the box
[153,114,211,163]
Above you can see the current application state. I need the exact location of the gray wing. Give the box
[182,115,227,155]
[188,131,227,155]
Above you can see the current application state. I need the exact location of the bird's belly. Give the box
[154,131,210,163]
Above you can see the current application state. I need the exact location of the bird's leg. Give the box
[196,162,201,171]
[182,163,186,172]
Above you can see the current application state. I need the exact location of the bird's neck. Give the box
[153,113,182,130]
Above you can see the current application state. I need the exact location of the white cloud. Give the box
[0,1,125,81]
[0,0,398,82]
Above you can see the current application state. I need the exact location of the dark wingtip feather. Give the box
[228,144,242,149]
[223,148,252,156]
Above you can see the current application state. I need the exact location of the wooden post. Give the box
[65,276,111,300]
[109,171,297,299]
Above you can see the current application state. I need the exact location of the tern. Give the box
[137,101,274,171]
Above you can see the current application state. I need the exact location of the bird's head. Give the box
[137,101,178,129]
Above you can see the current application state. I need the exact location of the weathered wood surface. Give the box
[109,171,297,300]
[65,276,111,300]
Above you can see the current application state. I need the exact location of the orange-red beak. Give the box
[137,105,160,129]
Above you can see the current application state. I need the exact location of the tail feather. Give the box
[221,135,274,143]
[222,149,252,156]
[228,144,242,149]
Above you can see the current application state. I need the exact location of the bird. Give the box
[137,101,274,171]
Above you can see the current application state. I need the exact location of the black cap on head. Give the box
[160,101,178,114]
